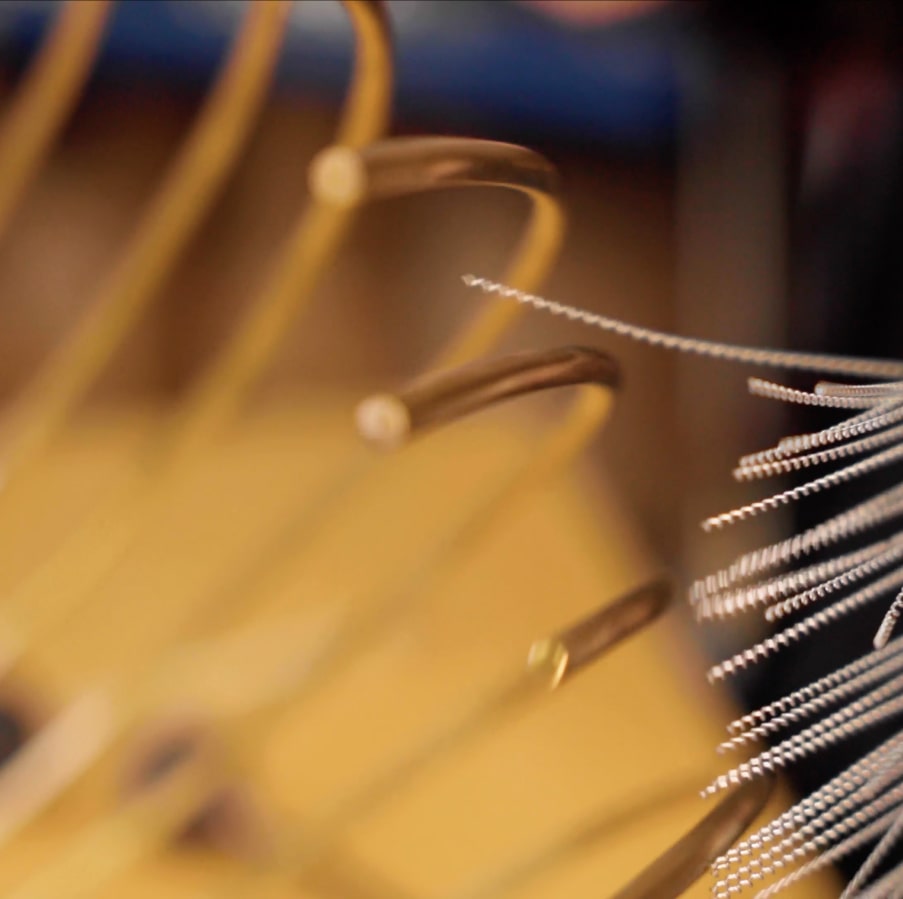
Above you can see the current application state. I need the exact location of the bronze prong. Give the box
[0,0,291,483]
[0,0,111,245]
[310,136,557,208]
[309,135,565,367]
[357,346,619,449]
[611,775,775,899]
[536,578,672,688]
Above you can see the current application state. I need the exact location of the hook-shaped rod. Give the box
[185,348,622,727]
[155,0,393,464]
[0,0,391,664]
[611,775,775,899]
[163,578,670,897]
[2,134,563,707]
[150,135,563,645]
[0,0,393,853]
[0,0,290,488]
[310,136,565,368]
[357,344,619,450]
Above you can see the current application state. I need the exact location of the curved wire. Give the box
[0,0,393,854]
[0,345,633,893]
[0,0,392,670]
[309,136,565,368]
[115,136,566,670]
[611,776,775,899]
[0,0,291,488]
[206,347,623,717]
[0,0,112,244]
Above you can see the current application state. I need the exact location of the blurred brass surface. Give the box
[0,397,837,898]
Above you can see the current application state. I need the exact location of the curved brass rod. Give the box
[0,0,290,488]
[356,345,620,450]
[144,160,564,667]
[0,0,112,244]
[266,580,672,877]
[0,0,391,653]
[311,137,556,207]
[310,136,565,368]
[0,135,562,707]
[0,0,393,854]
[155,0,393,461]
[145,136,564,643]
[611,775,775,899]
[127,581,671,899]
[440,775,774,899]
[138,138,564,657]
[334,0,392,148]
[170,347,622,725]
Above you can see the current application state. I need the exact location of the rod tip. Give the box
[309,145,367,207]
[355,394,411,450]
[526,638,569,688]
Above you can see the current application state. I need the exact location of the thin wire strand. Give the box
[461,276,903,379]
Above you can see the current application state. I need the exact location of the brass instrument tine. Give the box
[611,776,775,899]
[0,0,291,486]
[0,0,112,244]
[162,0,393,461]
[356,345,618,450]
[187,349,622,722]
[544,577,672,687]
[0,0,394,863]
[310,136,565,367]
[157,580,670,893]
[82,138,566,684]
[334,0,392,149]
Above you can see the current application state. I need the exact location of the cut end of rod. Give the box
[309,145,367,207]
[355,394,411,450]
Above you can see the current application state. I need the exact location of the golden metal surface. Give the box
[0,0,392,680]
[310,136,566,369]
[611,776,776,899]
[0,3,834,897]
[0,0,290,485]
[0,0,111,244]
[54,135,571,726]
[357,346,619,449]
